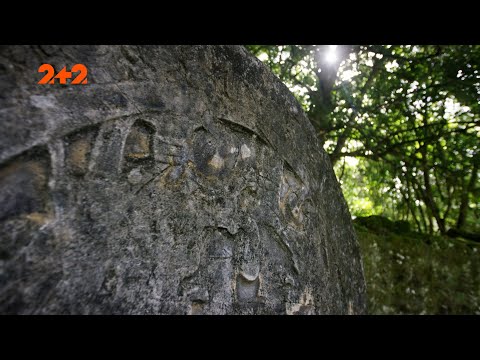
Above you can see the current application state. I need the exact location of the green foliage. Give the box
[355,217,480,314]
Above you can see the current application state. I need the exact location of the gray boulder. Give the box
[0,45,366,314]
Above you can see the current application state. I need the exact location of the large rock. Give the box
[0,45,366,314]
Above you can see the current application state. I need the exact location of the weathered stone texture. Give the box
[0,45,366,314]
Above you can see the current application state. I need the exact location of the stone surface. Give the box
[0,45,366,314]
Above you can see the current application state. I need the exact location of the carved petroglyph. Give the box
[127,168,143,185]
[189,301,205,315]
[236,272,260,301]
[208,152,224,170]
[240,144,251,159]
[64,126,99,177]
[0,145,59,313]
[192,127,217,176]
[124,120,154,162]
[0,147,52,222]
[279,162,310,232]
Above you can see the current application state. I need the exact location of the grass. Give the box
[354,216,480,314]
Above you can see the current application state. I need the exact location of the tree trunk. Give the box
[401,176,422,233]
[412,179,429,233]
[420,133,446,234]
[456,159,479,230]
[422,165,446,234]
[0,45,366,314]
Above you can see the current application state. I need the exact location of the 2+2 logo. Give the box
[37,64,88,85]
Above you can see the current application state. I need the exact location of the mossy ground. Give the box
[355,216,480,314]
